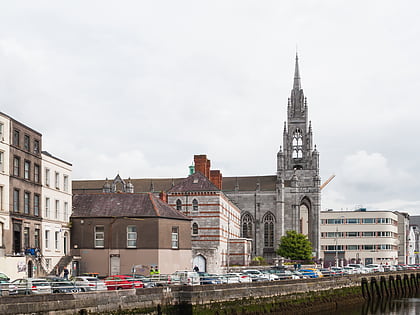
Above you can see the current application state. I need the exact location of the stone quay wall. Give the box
[1,272,418,315]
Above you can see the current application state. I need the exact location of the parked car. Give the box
[104,275,143,290]
[225,273,252,283]
[48,278,82,293]
[172,271,200,286]
[198,273,222,285]
[12,278,52,295]
[243,269,277,281]
[383,265,397,272]
[267,269,297,280]
[292,270,308,279]
[73,276,107,291]
[343,266,359,275]
[319,268,336,277]
[365,264,385,273]
[298,269,323,278]
[330,267,344,276]
[126,275,156,288]
[219,273,241,284]
[347,264,370,274]
[0,273,18,295]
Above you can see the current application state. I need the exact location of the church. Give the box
[73,55,321,264]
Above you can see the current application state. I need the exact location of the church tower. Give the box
[277,54,321,259]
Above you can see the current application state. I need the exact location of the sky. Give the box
[1,1,419,214]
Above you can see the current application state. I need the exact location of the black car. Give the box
[45,277,81,293]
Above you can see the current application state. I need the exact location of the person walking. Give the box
[63,267,69,280]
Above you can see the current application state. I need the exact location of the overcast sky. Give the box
[1,1,419,214]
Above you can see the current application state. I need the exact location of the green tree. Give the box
[276,230,313,260]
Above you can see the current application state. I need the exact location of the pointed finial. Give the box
[293,53,301,90]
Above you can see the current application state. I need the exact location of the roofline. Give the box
[0,111,42,136]
[42,150,73,166]
[71,215,191,221]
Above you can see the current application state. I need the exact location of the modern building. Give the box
[409,215,420,264]
[320,209,403,267]
[73,55,322,262]
[167,155,251,274]
[41,151,72,274]
[71,176,192,277]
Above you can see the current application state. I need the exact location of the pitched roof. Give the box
[72,193,190,220]
[73,175,281,194]
[167,172,220,193]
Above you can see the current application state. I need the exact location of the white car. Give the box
[347,264,370,274]
[225,273,252,283]
[365,264,385,273]
[243,269,278,281]
[73,276,107,291]
[12,278,52,295]
[220,274,241,284]
[343,266,359,275]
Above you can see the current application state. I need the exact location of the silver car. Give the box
[73,276,107,291]
[12,278,52,295]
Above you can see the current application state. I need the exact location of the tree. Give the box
[276,230,313,260]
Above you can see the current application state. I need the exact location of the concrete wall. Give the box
[2,271,417,314]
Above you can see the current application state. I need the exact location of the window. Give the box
[192,223,199,235]
[13,189,20,212]
[34,164,40,183]
[292,128,303,159]
[24,192,30,214]
[362,245,375,250]
[55,231,59,250]
[24,161,30,180]
[326,218,344,224]
[347,245,359,250]
[45,168,50,186]
[327,232,343,238]
[362,232,375,237]
[242,214,253,238]
[33,140,39,154]
[34,229,40,248]
[192,199,198,211]
[63,175,69,192]
[263,213,275,247]
[55,200,59,219]
[13,129,20,146]
[24,135,30,151]
[24,227,30,249]
[45,197,50,217]
[55,172,60,189]
[13,156,20,177]
[171,227,179,249]
[95,226,105,248]
[176,199,182,211]
[45,230,50,249]
[0,123,3,139]
[34,194,40,216]
[0,151,4,172]
[64,202,68,221]
[127,226,137,248]
[347,218,359,224]
[346,231,359,237]
[362,218,375,224]
[377,218,390,224]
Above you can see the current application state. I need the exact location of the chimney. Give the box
[194,155,209,177]
[210,170,223,190]
[159,191,167,203]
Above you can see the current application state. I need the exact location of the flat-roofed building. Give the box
[320,209,400,266]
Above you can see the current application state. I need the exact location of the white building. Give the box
[41,151,72,274]
[320,209,401,267]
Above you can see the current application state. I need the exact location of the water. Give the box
[317,291,420,315]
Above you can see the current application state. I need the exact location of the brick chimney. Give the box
[194,155,210,178]
[159,191,168,203]
[210,170,223,190]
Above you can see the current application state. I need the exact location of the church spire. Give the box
[293,52,301,90]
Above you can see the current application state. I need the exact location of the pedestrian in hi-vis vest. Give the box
[150,267,155,276]
[154,267,160,275]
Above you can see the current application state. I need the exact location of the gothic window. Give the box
[242,214,253,239]
[192,222,199,235]
[192,199,199,211]
[176,199,182,211]
[292,128,303,159]
[263,213,275,248]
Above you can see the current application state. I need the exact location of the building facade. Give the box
[41,151,72,274]
[320,209,401,266]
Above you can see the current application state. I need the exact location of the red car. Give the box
[105,275,143,290]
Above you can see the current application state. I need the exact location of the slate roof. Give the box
[167,172,220,193]
[73,175,282,194]
[72,193,190,220]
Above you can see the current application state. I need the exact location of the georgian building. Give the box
[41,151,72,274]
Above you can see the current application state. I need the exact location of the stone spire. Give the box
[293,52,301,91]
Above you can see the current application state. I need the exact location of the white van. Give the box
[173,271,200,286]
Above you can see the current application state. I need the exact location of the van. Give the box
[173,271,200,286]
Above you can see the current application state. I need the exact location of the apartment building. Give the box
[41,151,72,274]
[320,209,403,267]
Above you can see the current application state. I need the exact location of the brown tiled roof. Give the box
[72,193,190,220]
[167,172,220,193]
[72,175,283,194]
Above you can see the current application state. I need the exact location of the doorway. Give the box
[192,255,206,273]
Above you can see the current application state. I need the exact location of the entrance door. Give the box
[110,255,120,275]
[27,260,33,278]
[192,255,206,273]
[63,233,68,255]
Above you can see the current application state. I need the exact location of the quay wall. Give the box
[0,272,417,315]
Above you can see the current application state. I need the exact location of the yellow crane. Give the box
[320,174,335,190]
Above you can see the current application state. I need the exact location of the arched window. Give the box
[176,199,182,211]
[263,213,275,247]
[242,214,253,239]
[192,199,199,211]
[192,222,199,235]
[292,128,303,159]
